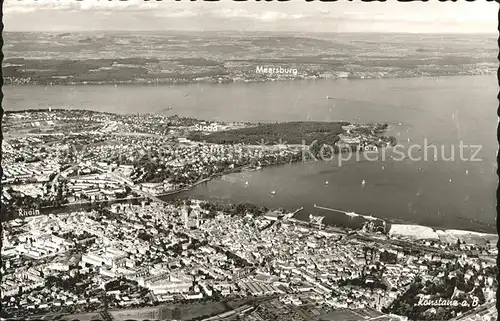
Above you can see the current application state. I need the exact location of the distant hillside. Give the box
[4,32,496,85]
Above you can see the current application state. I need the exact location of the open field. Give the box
[389,224,498,245]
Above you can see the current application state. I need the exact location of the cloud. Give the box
[259,11,307,21]
[4,6,37,13]
[154,9,200,18]
[3,0,497,33]
[4,0,163,13]
[342,10,495,24]
[151,8,310,21]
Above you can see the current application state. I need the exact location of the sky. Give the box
[4,0,498,33]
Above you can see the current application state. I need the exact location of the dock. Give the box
[313,204,348,214]
[284,207,304,220]
[313,204,385,224]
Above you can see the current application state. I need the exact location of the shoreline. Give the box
[150,157,497,236]
[152,165,496,238]
[155,165,253,197]
[3,72,495,88]
[4,97,495,239]
[5,166,496,241]
[4,155,494,239]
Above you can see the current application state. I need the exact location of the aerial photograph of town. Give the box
[1,1,499,321]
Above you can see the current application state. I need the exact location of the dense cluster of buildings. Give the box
[1,153,59,185]
[1,199,496,320]
[2,110,497,321]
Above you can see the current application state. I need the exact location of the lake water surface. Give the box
[4,75,497,232]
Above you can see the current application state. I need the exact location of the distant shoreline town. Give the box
[255,66,298,77]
